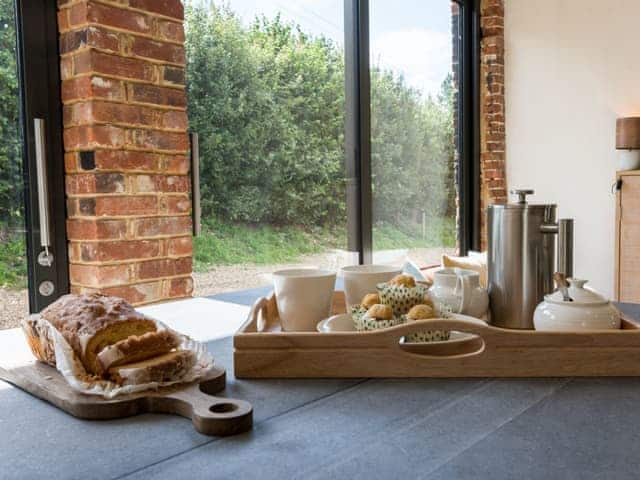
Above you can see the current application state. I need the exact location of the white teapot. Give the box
[428,268,489,318]
[533,278,620,331]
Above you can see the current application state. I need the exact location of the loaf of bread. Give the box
[29,293,157,374]
[108,350,196,385]
[95,330,181,375]
[22,315,57,366]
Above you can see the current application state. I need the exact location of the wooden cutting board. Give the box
[0,356,253,437]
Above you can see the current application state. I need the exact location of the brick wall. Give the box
[57,0,193,305]
[451,0,507,251]
[479,0,506,249]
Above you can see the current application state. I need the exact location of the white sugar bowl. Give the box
[533,278,620,331]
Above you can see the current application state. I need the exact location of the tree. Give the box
[0,0,23,235]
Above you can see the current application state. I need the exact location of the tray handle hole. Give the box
[210,402,238,414]
[398,333,484,357]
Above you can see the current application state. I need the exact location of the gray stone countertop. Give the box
[1,298,640,480]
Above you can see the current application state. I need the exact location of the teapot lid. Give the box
[545,278,609,305]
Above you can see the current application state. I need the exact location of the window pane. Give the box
[0,1,28,330]
[185,1,350,296]
[370,0,459,267]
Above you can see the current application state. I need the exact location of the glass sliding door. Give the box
[369,0,460,267]
[0,0,27,329]
[185,1,353,296]
[1,0,69,329]
[184,0,477,293]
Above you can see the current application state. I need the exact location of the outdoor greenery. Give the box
[185,2,457,231]
[0,0,456,288]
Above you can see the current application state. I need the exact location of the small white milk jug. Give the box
[429,268,489,319]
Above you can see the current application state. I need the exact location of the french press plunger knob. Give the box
[510,189,534,204]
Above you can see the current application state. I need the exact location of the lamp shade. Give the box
[616,117,640,149]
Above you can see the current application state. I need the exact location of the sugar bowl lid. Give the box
[545,278,609,305]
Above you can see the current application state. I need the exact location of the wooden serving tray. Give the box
[234,292,640,378]
[0,359,253,436]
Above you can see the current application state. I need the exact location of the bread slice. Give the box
[108,350,196,385]
[39,293,157,374]
[95,330,181,375]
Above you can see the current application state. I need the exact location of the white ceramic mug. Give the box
[340,264,402,308]
[273,269,337,331]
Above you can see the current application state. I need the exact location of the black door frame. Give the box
[344,0,481,262]
[15,0,69,312]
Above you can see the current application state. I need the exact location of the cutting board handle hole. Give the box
[209,402,238,414]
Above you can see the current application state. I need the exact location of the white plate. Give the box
[316,313,481,344]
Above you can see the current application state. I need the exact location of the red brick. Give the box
[58,9,70,32]
[95,150,162,171]
[161,110,188,130]
[158,20,184,43]
[131,37,185,64]
[161,195,190,214]
[61,76,126,103]
[138,257,192,280]
[163,155,189,174]
[82,50,156,82]
[167,236,192,256]
[66,172,125,194]
[99,282,163,304]
[482,26,504,37]
[130,83,186,108]
[87,26,121,52]
[71,101,156,127]
[60,56,74,80]
[134,216,191,237]
[86,2,152,35]
[94,195,158,216]
[64,125,125,150]
[80,239,161,261]
[60,29,88,54]
[132,175,188,193]
[161,66,185,86]
[68,2,88,27]
[168,276,193,297]
[129,0,184,20]
[128,129,189,152]
[66,219,127,240]
[69,263,130,287]
[65,152,79,172]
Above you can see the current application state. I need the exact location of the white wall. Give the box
[505,0,640,297]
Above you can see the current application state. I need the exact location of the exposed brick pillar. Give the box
[479,0,507,249]
[57,0,193,305]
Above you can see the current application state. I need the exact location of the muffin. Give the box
[377,276,427,316]
[403,303,451,343]
[389,274,416,288]
[354,303,402,331]
[361,293,381,309]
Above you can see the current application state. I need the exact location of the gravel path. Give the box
[0,288,29,330]
[0,248,450,330]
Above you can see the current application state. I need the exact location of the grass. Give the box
[193,219,345,272]
[373,217,456,250]
[193,217,456,272]
[0,234,27,289]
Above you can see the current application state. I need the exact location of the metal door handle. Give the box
[190,132,201,236]
[34,118,53,266]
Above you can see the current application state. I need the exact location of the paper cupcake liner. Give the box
[354,314,402,332]
[404,330,451,343]
[376,283,428,316]
[401,305,453,343]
